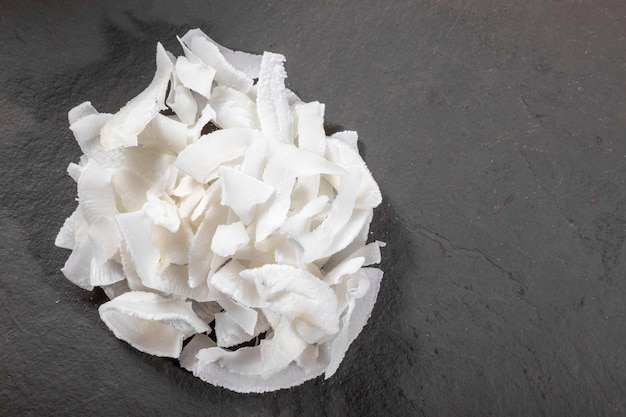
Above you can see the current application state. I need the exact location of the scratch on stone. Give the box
[408,222,551,322]
[444,0,471,39]
[414,223,508,275]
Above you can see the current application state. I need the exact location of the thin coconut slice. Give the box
[280,195,329,237]
[182,34,254,93]
[240,264,339,334]
[211,221,250,257]
[345,271,371,300]
[55,210,77,250]
[330,130,359,152]
[188,198,227,287]
[171,175,205,221]
[325,240,384,272]
[152,223,191,266]
[296,345,319,370]
[290,175,322,213]
[214,312,248,348]
[118,146,176,186]
[118,238,151,293]
[211,85,260,130]
[158,264,214,302]
[175,128,257,183]
[219,166,274,224]
[216,292,258,335]
[68,101,99,125]
[116,211,159,285]
[99,291,210,358]
[143,191,181,233]
[90,258,125,286]
[100,43,173,150]
[139,113,188,154]
[69,112,114,163]
[260,317,308,378]
[349,240,384,266]
[60,225,94,290]
[323,256,365,285]
[196,345,264,376]
[324,267,382,379]
[167,83,198,125]
[77,160,120,264]
[321,209,373,270]
[110,167,153,212]
[297,171,362,263]
[325,138,382,210]
[68,102,110,143]
[273,236,304,268]
[175,55,216,98]
[324,299,355,379]
[295,101,326,155]
[181,334,328,393]
[101,279,131,300]
[319,208,373,261]
[118,211,212,300]
[187,101,217,143]
[210,259,263,308]
[67,161,83,183]
[191,300,223,324]
[214,310,269,348]
[254,142,346,241]
[256,52,293,144]
[181,29,263,79]
[240,134,268,179]
[333,269,371,315]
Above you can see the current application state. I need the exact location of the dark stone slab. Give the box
[1,1,625,416]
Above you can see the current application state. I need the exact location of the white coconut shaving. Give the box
[56,29,384,393]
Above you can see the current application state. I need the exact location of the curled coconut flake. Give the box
[100,43,173,150]
[56,28,384,393]
[99,291,210,358]
[180,29,263,79]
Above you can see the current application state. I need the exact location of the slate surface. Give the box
[1,1,625,416]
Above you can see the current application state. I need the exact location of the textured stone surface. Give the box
[1,1,625,416]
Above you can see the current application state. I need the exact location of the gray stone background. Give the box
[1,1,625,416]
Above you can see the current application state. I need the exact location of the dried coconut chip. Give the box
[56,28,384,393]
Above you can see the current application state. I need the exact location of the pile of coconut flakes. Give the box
[55,29,384,393]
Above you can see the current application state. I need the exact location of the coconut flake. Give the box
[326,267,383,379]
[182,34,254,93]
[68,101,99,125]
[188,198,227,287]
[211,221,250,257]
[175,55,216,98]
[325,138,382,209]
[60,229,94,290]
[181,29,263,79]
[256,52,292,143]
[142,113,188,154]
[175,128,256,183]
[90,258,125,286]
[100,43,173,150]
[219,166,273,224]
[295,101,326,155]
[212,86,260,130]
[55,210,77,250]
[99,291,210,358]
[240,264,339,334]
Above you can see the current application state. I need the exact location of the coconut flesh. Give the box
[56,29,384,393]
